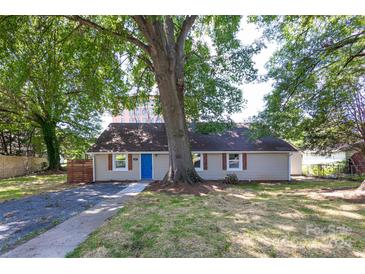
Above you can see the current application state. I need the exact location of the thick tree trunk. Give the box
[154,57,202,184]
[40,121,61,170]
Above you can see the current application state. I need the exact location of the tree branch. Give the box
[165,16,175,50]
[131,16,155,46]
[176,16,197,59]
[64,15,151,56]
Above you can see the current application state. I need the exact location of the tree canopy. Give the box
[67,16,260,121]
[0,16,124,167]
[0,16,259,177]
[251,15,365,153]
[63,15,260,183]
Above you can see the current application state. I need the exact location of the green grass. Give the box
[0,173,73,202]
[67,178,365,258]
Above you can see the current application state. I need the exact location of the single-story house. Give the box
[88,123,298,182]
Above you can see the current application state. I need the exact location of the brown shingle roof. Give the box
[88,123,297,152]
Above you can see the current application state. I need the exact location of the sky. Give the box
[102,17,277,129]
[231,18,276,122]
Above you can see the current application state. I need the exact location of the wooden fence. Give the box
[67,159,93,183]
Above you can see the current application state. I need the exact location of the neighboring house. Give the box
[112,97,163,123]
[302,150,353,165]
[290,146,360,176]
[88,123,297,182]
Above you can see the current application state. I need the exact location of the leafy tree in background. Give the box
[65,15,260,184]
[250,16,365,153]
[0,113,36,155]
[0,16,125,169]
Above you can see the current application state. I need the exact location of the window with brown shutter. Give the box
[242,153,247,170]
[108,154,113,170]
[222,153,227,170]
[203,153,208,170]
[128,154,133,170]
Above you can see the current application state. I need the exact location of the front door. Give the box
[141,154,152,180]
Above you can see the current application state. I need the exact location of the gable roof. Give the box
[89,123,297,153]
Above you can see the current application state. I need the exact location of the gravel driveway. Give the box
[0,182,127,254]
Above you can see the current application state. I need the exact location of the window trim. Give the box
[113,153,128,171]
[192,152,203,171]
[227,153,242,171]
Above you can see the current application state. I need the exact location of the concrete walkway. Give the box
[1,182,149,258]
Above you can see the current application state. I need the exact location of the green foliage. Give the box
[251,16,365,152]
[302,162,348,177]
[0,16,124,164]
[223,173,239,184]
[184,16,261,122]
[0,16,261,163]
[195,121,235,134]
[81,16,259,123]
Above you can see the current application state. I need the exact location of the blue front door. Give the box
[141,154,152,180]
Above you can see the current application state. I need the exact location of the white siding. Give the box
[153,152,290,181]
[94,152,290,181]
[290,151,303,175]
[196,153,289,181]
[153,154,169,180]
[94,154,140,181]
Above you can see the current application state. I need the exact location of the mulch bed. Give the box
[145,180,228,196]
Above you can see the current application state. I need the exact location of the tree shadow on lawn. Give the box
[69,181,365,258]
[206,185,365,257]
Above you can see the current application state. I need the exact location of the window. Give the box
[192,153,202,170]
[227,153,241,170]
[113,154,127,171]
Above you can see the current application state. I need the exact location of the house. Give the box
[112,96,163,123]
[88,123,298,182]
[290,145,361,176]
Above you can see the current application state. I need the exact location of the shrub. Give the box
[302,161,347,177]
[223,173,239,184]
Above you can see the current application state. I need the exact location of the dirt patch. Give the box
[34,169,67,175]
[320,189,365,203]
[145,180,227,196]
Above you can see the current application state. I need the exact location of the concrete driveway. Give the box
[0,182,128,254]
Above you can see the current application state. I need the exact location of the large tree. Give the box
[250,16,364,150]
[250,16,365,189]
[65,16,259,184]
[0,16,125,169]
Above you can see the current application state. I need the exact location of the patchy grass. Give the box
[67,179,365,258]
[0,173,75,202]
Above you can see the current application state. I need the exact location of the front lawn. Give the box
[0,173,71,202]
[68,179,365,258]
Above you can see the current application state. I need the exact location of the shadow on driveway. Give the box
[0,182,127,254]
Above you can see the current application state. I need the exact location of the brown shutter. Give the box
[242,153,247,170]
[108,154,113,170]
[203,153,208,170]
[222,153,227,170]
[128,154,132,170]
